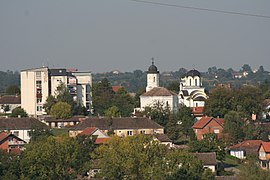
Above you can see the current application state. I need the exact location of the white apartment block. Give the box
[21,67,92,117]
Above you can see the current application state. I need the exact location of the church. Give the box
[138,61,207,114]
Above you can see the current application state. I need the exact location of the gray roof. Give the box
[69,117,164,131]
[0,95,21,104]
[194,152,217,165]
[0,117,48,130]
[183,69,201,77]
[141,87,177,97]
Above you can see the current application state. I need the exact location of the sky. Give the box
[0,0,270,73]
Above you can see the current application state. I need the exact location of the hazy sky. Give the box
[1,0,270,73]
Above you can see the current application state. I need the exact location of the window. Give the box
[140,130,146,134]
[153,77,156,82]
[37,106,42,112]
[195,79,198,86]
[13,131,19,136]
[189,79,192,86]
[127,131,133,136]
[37,98,42,103]
[214,129,220,134]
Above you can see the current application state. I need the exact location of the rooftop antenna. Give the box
[152,57,154,65]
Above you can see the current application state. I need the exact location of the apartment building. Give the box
[21,67,92,117]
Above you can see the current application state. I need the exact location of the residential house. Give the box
[194,152,217,173]
[69,117,164,138]
[0,131,26,153]
[77,127,110,145]
[191,106,204,120]
[42,116,83,128]
[0,95,21,114]
[0,117,49,143]
[259,142,270,169]
[146,133,173,148]
[192,117,224,140]
[229,140,263,159]
[262,99,270,120]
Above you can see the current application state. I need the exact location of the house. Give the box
[21,67,92,117]
[191,106,204,120]
[192,117,224,140]
[259,142,270,169]
[0,117,49,143]
[229,140,263,159]
[179,69,208,108]
[112,86,123,93]
[0,95,21,114]
[77,127,110,145]
[42,116,83,128]
[69,117,164,138]
[146,133,173,148]
[0,131,26,153]
[194,152,217,173]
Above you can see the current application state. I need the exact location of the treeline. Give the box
[0,71,20,94]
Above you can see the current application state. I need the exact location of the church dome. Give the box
[185,69,201,77]
[148,61,159,73]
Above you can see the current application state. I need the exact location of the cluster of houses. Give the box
[1,63,270,178]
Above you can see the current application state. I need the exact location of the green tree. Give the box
[29,127,52,142]
[92,135,167,180]
[50,102,72,119]
[5,85,20,95]
[204,87,234,118]
[189,133,225,161]
[92,78,114,116]
[224,111,245,144]
[20,137,83,180]
[166,81,180,93]
[43,95,57,114]
[104,106,121,118]
[10,107,27,117]
[112,87,134,116]
[0,149,20,180]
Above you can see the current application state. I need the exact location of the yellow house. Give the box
[69,117,164,138]
[259,142,270,169]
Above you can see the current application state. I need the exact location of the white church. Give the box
[138,61,207,113]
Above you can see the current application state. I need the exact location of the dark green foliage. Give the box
[5,85,20,95]
[0,150,20,180]
[0,70,20,94]
[166,81,180,93]
[43,95,57,114]
[112,87,134,117]
[189,133,226,161]
[50,102,72,119]
[10,107,27,117]
[29,127,53,142]
[224,111,245,144]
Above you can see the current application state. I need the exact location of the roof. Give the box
[192,117,224,129]
[70,117,164,131]
[194,152,217,165]
[191,107,204,114]
[95,137,110,144]
[154,134,172,142]
[230,140,263,155]
[193,96,206,101]
[0,95,21,104]
[79,127,97,136]
[0,117,48,130]
[0,131,26,144]
[148,61,159,73]
[112,86,122,93]
[141,87,177,97]
[184,69,201,77]
[43,116,83,122]
[49,69,68,76]
[261,142,270,153]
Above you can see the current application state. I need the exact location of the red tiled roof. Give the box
[261,142,270,153]
[230,140,263,149]
[192,117,224,129]
[0,95,21,104]
[112,86,122,93]
[191,107,204,114]
[95,137,110,144]
[141,87,177,96]
[80,127,97,136]
[0,132,9,142]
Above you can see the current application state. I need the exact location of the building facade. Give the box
[21,67,92,117]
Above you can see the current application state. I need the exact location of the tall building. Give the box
[21,67,92,117]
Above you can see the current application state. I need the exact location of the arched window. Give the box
[189,79,192,86]
[195,79,198,86]
[153,77,155,82]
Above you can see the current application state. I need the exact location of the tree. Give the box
[5,85,20,95]
[1,104,10,115]
[104,106,121,117]
[112,87,134,117]
[50,102,72,119]
[10,107,27,117]
[189,133,225,161]
[241,64,252,73]
[166,81,180,93]
[92,78,114,116]
[20,137,83,179]
[92,135,166,179]
[0,149,20,180]
[224,111,245,144]
[204,87,234,118]
[43,95,57,114]
[29,127,52,142]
